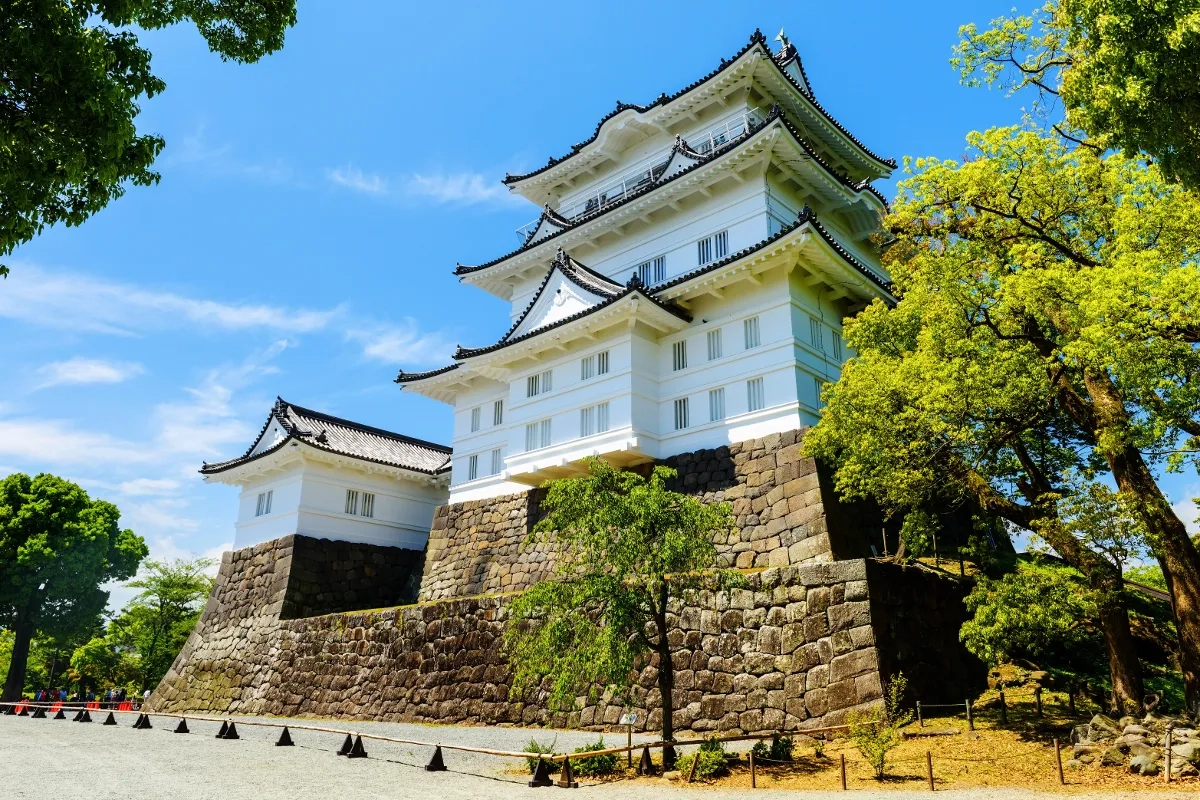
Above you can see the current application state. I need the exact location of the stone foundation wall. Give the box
[419,429,876,602]
[281,535,425,619]
[151,537,981,730]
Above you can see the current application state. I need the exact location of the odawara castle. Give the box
[150,29,984,734]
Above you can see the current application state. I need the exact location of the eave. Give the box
[200,438,451,487]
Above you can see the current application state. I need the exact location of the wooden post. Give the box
[926,751,934,791]
[1068,685,1076,716]
[1035,687,1043,717]
[1054,738,1064,785]
[965,699,973,731]
[998,690,1007,724]
[933,531,939,567]
[840,753,847,790]
[881,527,888,557]
[750,749,756,788]
[627,725,632,769]
[688,748,699,783]
[917,701,923,727]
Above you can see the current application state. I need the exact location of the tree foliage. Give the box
[504,458,733,753]
[803,124,1200,711]
[954,1,1200,188]
[0,0,297,275]
[0,472,146,701]
[848,673,912,780]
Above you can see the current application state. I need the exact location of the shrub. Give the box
[523,737,560,774]
[676,737,728,780]
[848,673,913,780]
[751,735,794,762]
[571,737,619,776]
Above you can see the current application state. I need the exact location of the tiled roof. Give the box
[200,398,451,476]
[394,363,459,384]
[502,30,893,187]
[458,107,885,279]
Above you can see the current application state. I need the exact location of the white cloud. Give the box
[118,478,182,496]
[346,321,455,365]
[328,165,389,195]
[0,266,342,336]
[35,357,145,389]
[169,127,296,186]
[1171,488,1200,535]
[404,171,518,206]
[0,417,149,467]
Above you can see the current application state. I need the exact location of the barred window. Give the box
[707,328,723,361]
[696,230,729,265]
[490,448,503,475]
[814,376,826,409]
[526,369,553,397]
[344,489,359,515]
[467,454,479,481]
[709,388,725,422]
[580,406,595,437]
[636,255,665,284]
[470,406,481,432]
[597,401,609,433]
[361,493,375,518]
[747,377,765,412]
[674,397,690,430]
[581,351,609,381]
[525,418,552,451]
[744,316,761,349]
[493,399,504,426]
[810,316,824,350]
[832,331,843,361]
[672,340,688,371]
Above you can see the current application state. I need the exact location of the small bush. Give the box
[751,735,793,762]
[849,673,913,779]
[524,737,560,774]
[571,737,619,776]
[676,737,728,780]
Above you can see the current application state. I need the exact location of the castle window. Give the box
[361,493,375,518]
[490,448,503,475]
[467,454,479,481]
[470,406,481,432]
[814,376,826,409]
[581,351,609,381]
[709,388,725,421]
[255,490,273,517]
[832,331,843,361]
[580,406,594,437]
[525,418,552,451]
[344,489,358,515]
[747,377,765,412]
[597,401,609,433]
[810,316,824,350]
[526,369,553,397]
[696,230,729,265]
[493,399,504,425]
[674,397,690,430]
[672,340,688,371]
[744,316,761,349]
[707,328,723,361]
[636,255,665,284]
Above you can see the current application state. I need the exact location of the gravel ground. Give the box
[0,711,1186,800]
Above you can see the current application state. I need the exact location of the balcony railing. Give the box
[515,108,766,243]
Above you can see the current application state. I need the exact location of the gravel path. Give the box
[0,712,1186,800]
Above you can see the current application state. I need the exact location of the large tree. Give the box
[804,126,1200,712]
[0,473,146,701]
[0,0,297,276]
[504,458,733,768]
[953,1,1200,189]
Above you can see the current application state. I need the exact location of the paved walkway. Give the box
[0,712,1184,799]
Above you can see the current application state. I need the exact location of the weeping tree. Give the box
[504,458,733,768]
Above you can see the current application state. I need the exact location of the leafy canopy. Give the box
[504,458,732,715]
[0,1,297,275]
[954,1,1200,188]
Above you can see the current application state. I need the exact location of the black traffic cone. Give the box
[275,727,294,747]
[80,710,92,723]
[135,713,152,729]
[637,745,656,776]
[215,720,228,738]
[103,712,117,725]
[222,722,239,740]
[54,708,67,720]
[528,758,554,788]
[557,756,578,788]
[337,733,354,756]
[425,745,447,772]
[347,735,368,759]
[32,707,46,719]
[173,718,189,734]
[72,709,82,721]
[4,705,15,715]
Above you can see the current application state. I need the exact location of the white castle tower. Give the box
[397,29,893,503]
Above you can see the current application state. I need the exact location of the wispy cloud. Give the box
[1171,486,1200,535]
[169,127,296,186]
[118,478,183,496]
[35,357,145,390]
[0,266,342,336]
[328,165,389,195]
[327,165,519,208]
[0,417,149,467]
[346,320,455,365]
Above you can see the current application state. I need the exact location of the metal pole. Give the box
[627,725,632,769]
[840,753,847,790]
[926,751,934,791]
[965,699,973,731]
[933,531,939,567]
[1054,738,1064,785]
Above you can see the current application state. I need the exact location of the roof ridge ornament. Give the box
[798,204,816,223]
[627,271,644,290]
[750,28,766,44]
[775,28,789,50]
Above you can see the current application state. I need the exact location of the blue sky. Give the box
[1,1,1196,599]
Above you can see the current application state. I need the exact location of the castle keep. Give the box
[149,30,984,730]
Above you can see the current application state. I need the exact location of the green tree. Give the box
[0,0,297,276]
[848,672,913,779]
[804,125,1200,712]
[953,1,1200,189]
[0,473,146,701]
[504,458,733,768]
[108,557,214,691]
[69,636,124,692]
